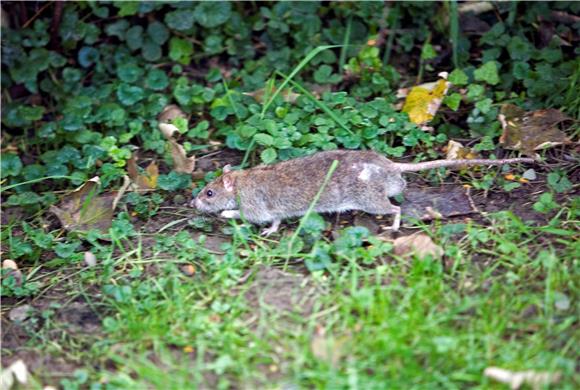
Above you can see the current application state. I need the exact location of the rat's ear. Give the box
[223,174,235,192]
[223,164,232,173]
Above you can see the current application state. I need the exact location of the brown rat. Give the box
[191,150,535,235]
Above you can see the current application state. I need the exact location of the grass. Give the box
[6,197,577,389]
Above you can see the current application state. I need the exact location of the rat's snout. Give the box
[189,197,201,209]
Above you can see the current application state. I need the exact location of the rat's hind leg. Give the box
[362,200,401,232]
[261,219,281,237]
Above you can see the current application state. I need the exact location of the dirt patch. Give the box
[243,266,320,317]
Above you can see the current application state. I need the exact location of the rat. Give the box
[190,150,535,236]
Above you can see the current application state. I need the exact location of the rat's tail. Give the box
[394,157,536,172]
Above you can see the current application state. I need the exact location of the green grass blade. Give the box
[276,71,353,135]
[1,175,76,192]
[449,0,459,68]
[260,44,342,119]
[339,16,353,70]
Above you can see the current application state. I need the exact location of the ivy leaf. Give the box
[169,37,193,65]
[448,69,468,86]
[474,61,500,85]
[443,93,462,111]
[117,84,145,106]
[194,2,232,28]
[1,154,23,178]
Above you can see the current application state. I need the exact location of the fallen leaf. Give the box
[402,76,450,125]
[0,359,28,390]
[2,259,22,286]
[158,104,186,124]
[49,177,120,234]
[499,105,572,156]
[392,232,444,260]
[84,252,97,267]
[158,123,196,174]
[484,367,562,390]
[9,304,33,322]
[445,140,479,161]
[127,153,159,190]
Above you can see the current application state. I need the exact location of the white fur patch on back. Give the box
[358,163,379,181]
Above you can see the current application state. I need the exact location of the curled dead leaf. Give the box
[392,232,444,260]
[84,252,97,267]
[158,123,196,174]
[158,104,186,124]
[127,153,159,190]
[499,104,572,156]
[0,359,29,390]
[484,367,562,390]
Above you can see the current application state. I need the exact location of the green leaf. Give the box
[507,36,533,62]
[78,47,100,68]
[260,148,277,164]
[194,2,232,28]
[157,172,191,190]
[117,84,145,106]
[254,133,274,146]
[169,37,193,65]
[547,172,572,193]
[114,1,139,17]
[444,93,462,111]
[533,193,558,214]
[239,125,257,138]
[142,39,162,62]
[147,21,170,45]
[125,26,144,51]
[117,64,144,83]
[1,153,23,178]
[145,69,169,91]
[448,69,468,86]
[165,9,195,31]
[475,98,493,114]
[474,61,499,85]
[105,20,129,38]
[421,43,437,60]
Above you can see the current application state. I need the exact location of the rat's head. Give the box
[191,165,237,213]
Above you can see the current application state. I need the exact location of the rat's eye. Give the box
[206,189,214,197]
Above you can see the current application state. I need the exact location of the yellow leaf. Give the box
[402,79,450,125]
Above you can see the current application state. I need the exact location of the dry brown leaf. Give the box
[158,123,196,174]
[393,232,444,260]
[243,87,301,104]
[499,104,572,156]
[484,367,562,390]
[445,140,479,161]
[158,104,186,124]
[49,177,121,234]
[127,154,159,190]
